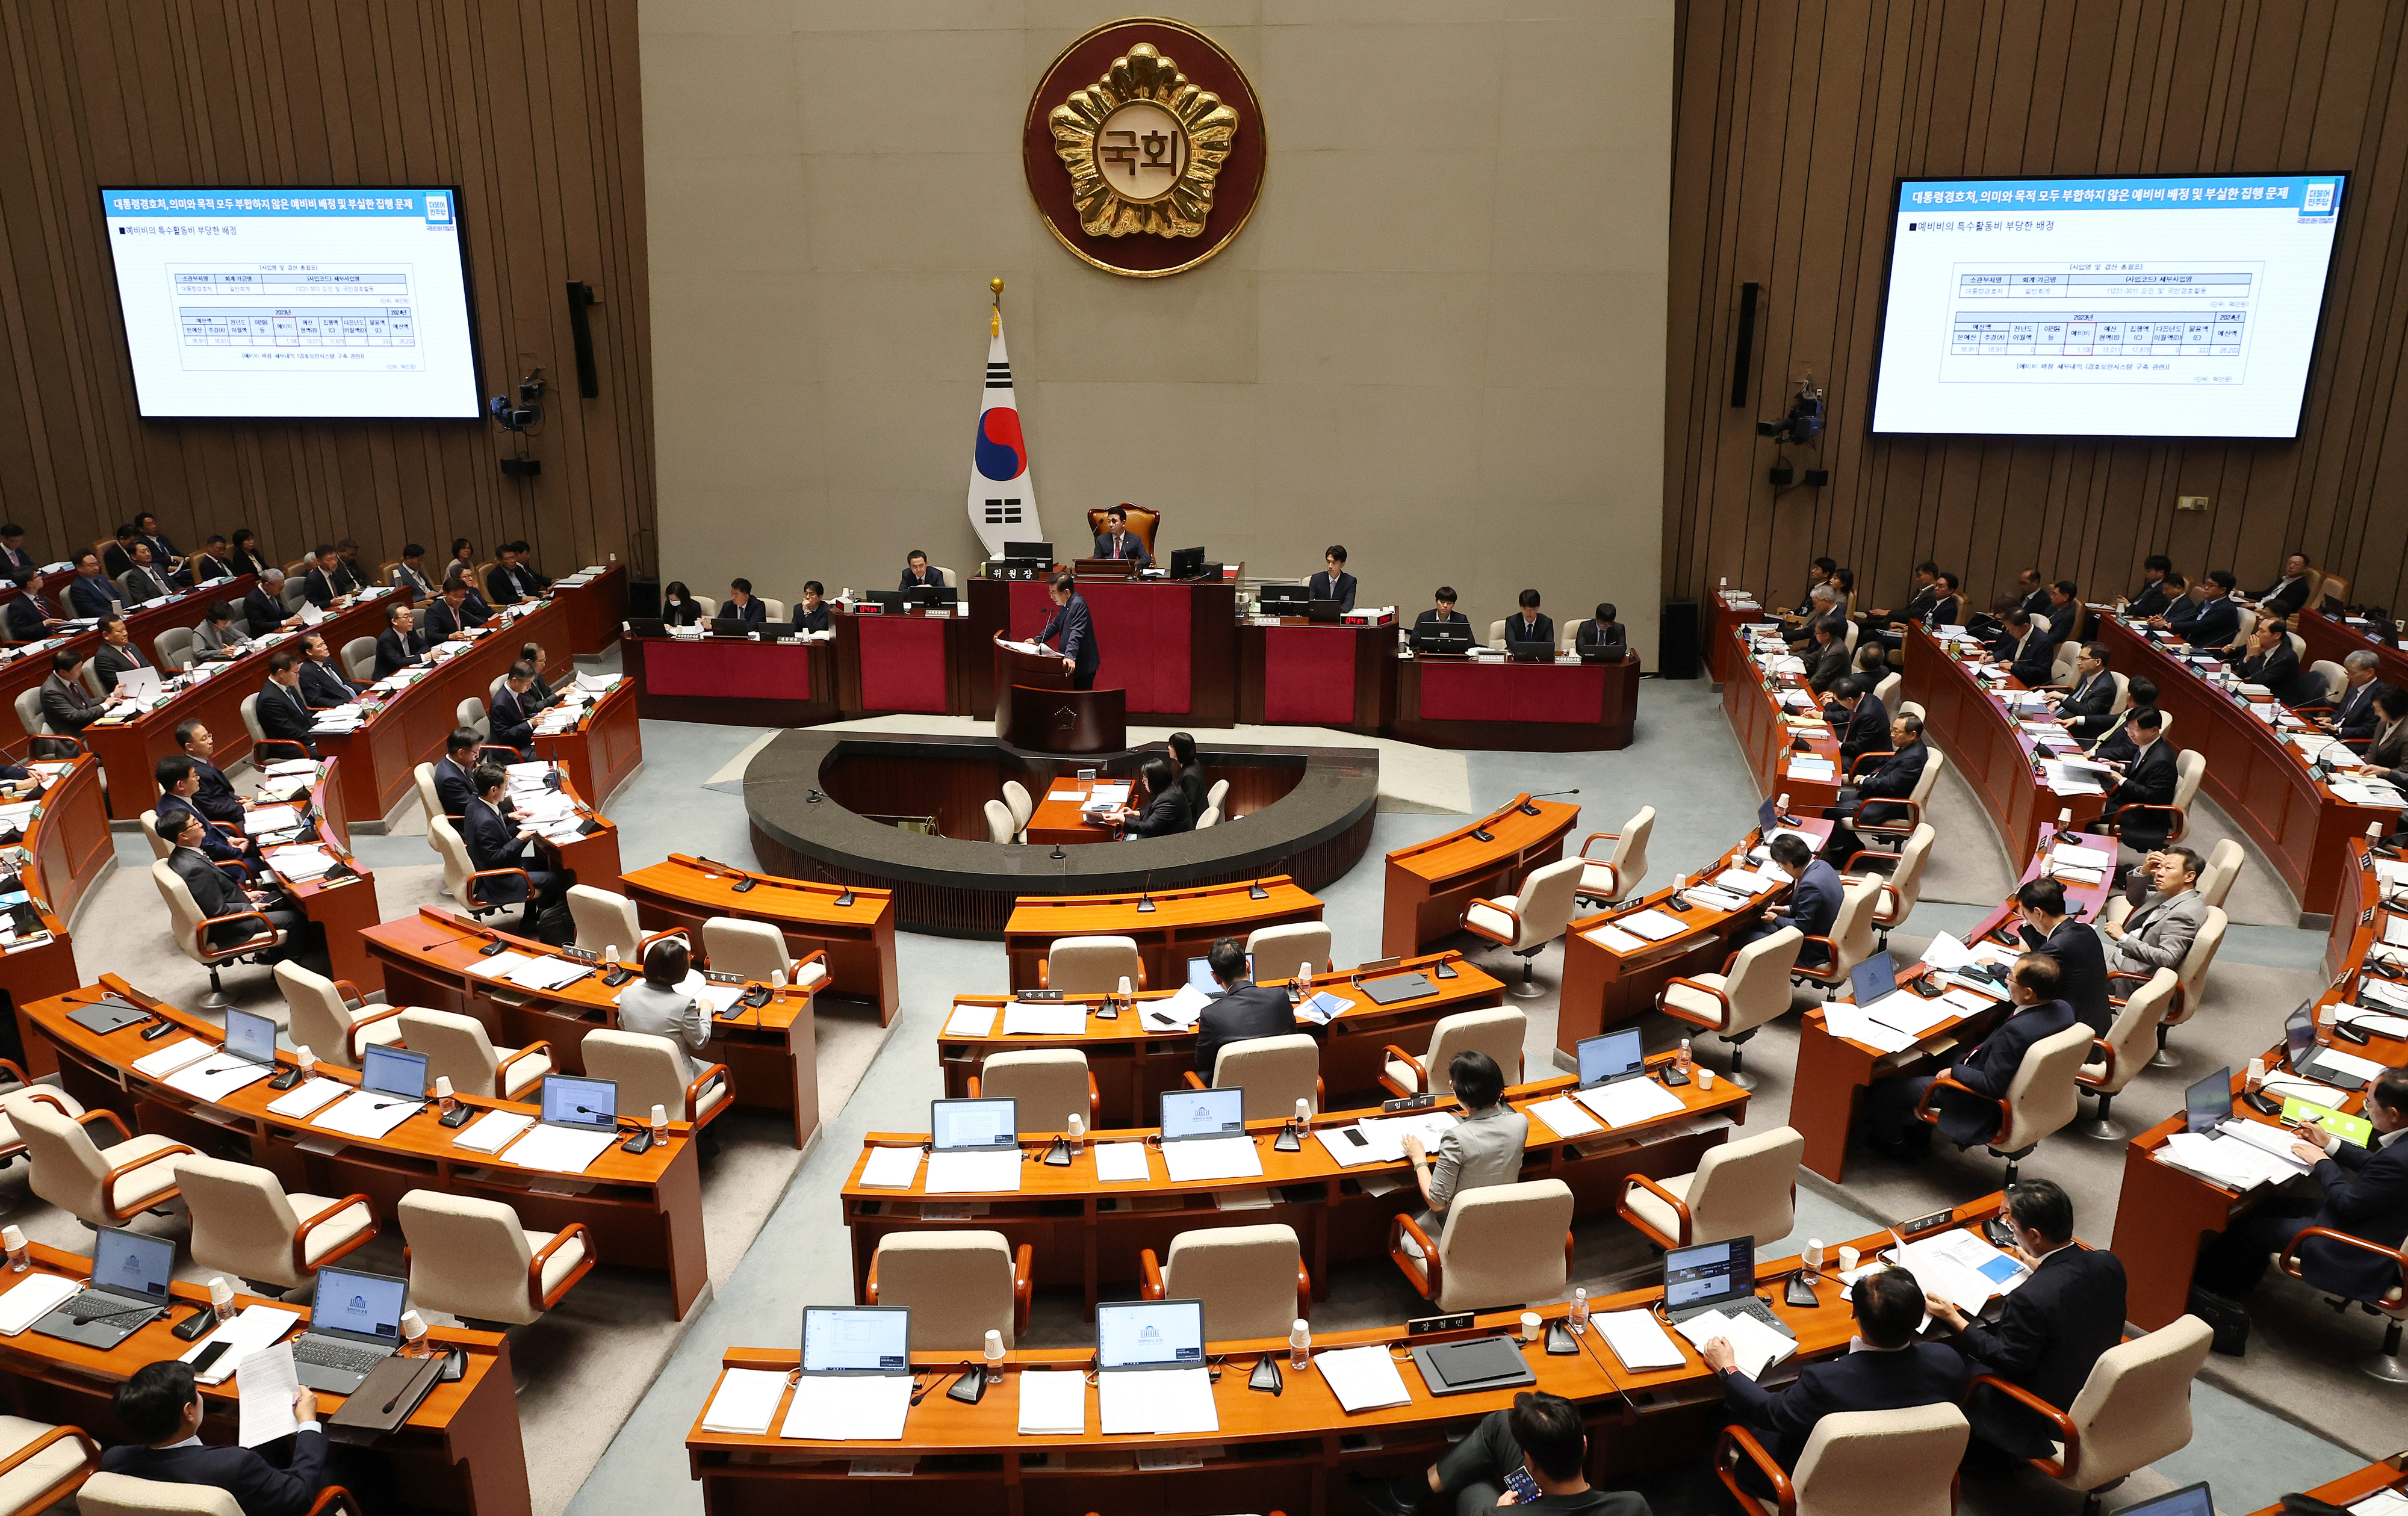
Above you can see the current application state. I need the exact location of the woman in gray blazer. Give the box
[1398,1051,1528,1257]
[614,938,711,1078]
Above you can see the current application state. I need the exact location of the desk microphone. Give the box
[1135,871,1156,914]
[1519,789,1578,815]
[811,862,855,908]
[1249,856,1288,902]
[1471,806,1504,844]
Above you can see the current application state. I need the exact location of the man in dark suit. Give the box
[299,545,346,609]
[1504,589,1551,649]
[255,652,317,758]
[462,762,566,925]
[1348,1389,1651,1516]
[1925,1181,2126,1466]
[296,633,360,708]
[1037,572,1098,690]
[1825,712,1927,862]
[0,524,33,575]
[1867,561,1941,630]
[2014,877,2110,1033]
[2126,555,2177,618]
[2197,1069,2408,1307]
[101,526,138,580]
[1997,611,2058,687]
[505,540,551,592]
[99,1358,330,1516]
[4,568,63,641]
[66,552,125,620]
[36,649,110,755]
[2043,581,2081,646]
[155,755,261,880]
[2099,708,2179,852]
[120,542,167,605]
[1413,587,1471,641]
[329,539,367,594]
[1091,506,1151,568]
[1706,1269,1969,1493]
[2250,552,2315,619]
[1112,756,1192,838]
[487,545,541,604]
[2178,571,2242,649]
[175,720,246,826]
[1804,618,1851,694]
[2088,678,2158,763]
[2011,567,2052,617]
[489,662,539,759]
[793,581,832,634]
[443,563,493,623]
[898,551,945,596]
[1866,953,2077,1156]
[93,616,152,696]
[1574,602,1627,658]
[2050,643,2118,739]
[243,571,296,637]
[2238,619,2318,705]
[186,534,235,584]
[722,578,768,623]
[431,729,490,820]
[131,513,185,583]
[1730,832,1842,967]
[1827,675,1891,772]
[1309,546,1357,613]
[167,808,309,953]
[2328,651,2389,744]
[1193,936,1296,1078]
[423,582,483,642]
[373,602,424,679]
[390,543,436,598]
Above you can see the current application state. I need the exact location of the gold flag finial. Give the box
[990,277,1004,336]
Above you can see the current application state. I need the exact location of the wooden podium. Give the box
[993,636,1126,755]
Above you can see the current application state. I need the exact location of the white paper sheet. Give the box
[1098,1366,1217,1435]
[859,1146,925,1189]
[943,1004,996,1038]
[1581,924,1646,955]
[180,1305,299,1384]
[1317,1344,1413,1411]
[163,1050,279,1103]
[1574,1077,1686,1128]
[1161,1134,1263,1184]
[236,1342,301,1447]
[1892,1232,2030,1313]
[923,1149,1023,1193]
[1715,867,1777,896]
[1143,983,1213,1029]
[466,950,539,981]
[2339,1006,2408,1037]
[1093,1143,1150,1182]
[502,1124,618,1174]
[781,1373,911,1440]
[1820,1003,1918,1053]
[2312,1045,2389,1083]
[1341,1112,1461,1165]
[310,1090,424,1139]
[1017,1370,1088,1435]
[1597,1309,1686,1370]
[504,956,591,992]
[131,1038,214,1078]
[1002,1001,1088,1036]
[1524,1096,1603,1140]
[701,1368,789,1434]
[242,805,302,837]
[452,1110,536,1154]
[1863,990,1955,1039]
[0,1275,76,1335]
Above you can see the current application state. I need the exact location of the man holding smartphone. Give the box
[1345,1390,1649,1515]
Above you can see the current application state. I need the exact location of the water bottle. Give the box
[1289,1319,1312,1370]
[651,1103,669,1146]
[1568,1287,1590,1334]
[1,1225,26,1273]
[1675,1039,1693,1078]
[984,1328,1006,1384]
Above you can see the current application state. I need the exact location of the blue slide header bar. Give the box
[1900,175,2341,211]
[103,190,452,220]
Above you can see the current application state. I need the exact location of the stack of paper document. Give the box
[1141,983,1213,1029]
[182,1305,298,1385]
[163,1050,280,1102]
[1787,755,1837,781]
[242,805,302,837]
[312,1090,425,1140]
[264,844,338,882]
[502,1123,618,1174]
[261,758,321,779]
[0,1275,76,1335]
[1891,1231,2030,1313]
[468,950,541,982]
[1017,1371,1087,1435]
[1616,910,1687,942]
[2333,778,2406,808]
[1098,1366,1217,1434]
[1317,1344,1413,1411]
[859,1146,924,1189]
[1574,1077,1686,1128]
[1321,1111,1459,1166]
[264,1078,349,1118]
[924,1149,1022,1193]
[1581,923,1646,955]
[1860,989,1955,1040]
[2038,760,2106,797]
[1001,1001,1087,1036]
[943,1004,997,1037]
[1094,1143,1150,1182]
[1597,1310,1686,1370]
[784,1374,911,1440]
[1161,1135,1263,1184]
[1525,1095,1603,1140]
[1819,1002,1917,1053]
[501,955,591,992]
[700,1369,787,1434]
[2309,1045,2388,1085]
[309,704,366,734]
[1671,1311,1795,1380]
[2341,1003,2408,1036]
[2161,1130,2302,1190]
[1715,867,1777,896]
[131,1038,215,1078]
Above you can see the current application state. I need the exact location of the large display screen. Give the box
[1868,173,2346,439]
[100,187,480,419]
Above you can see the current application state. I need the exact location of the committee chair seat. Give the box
[1141,1224,1310,1342]
[864,1231,1032,1349]
[1001,781,1034,840]
[1040,935,1143,994]
[15,1101,188,1227]
[1657,926,1803,1087]
[1388,1177,1572,1314]
[1718,1402,1967,1516]
[1846,821,1935,949]
[394,1008,550,1101]
[968,1049,1100,1134]
[2277,1226,2408,1382]
[0,1419,99,1516]
[173,1154,376,1293]
[1187,1034,1323,1120]
[411,762,446,825]
[1084,505,1160,557]
[700,916,828,991]
[0,1065,83,1163]
[1618,1124,1804,1252]
[1790,877,1881,998]
[1973,1313,2213,1516]
[1379,1008,1526,1100]
[1464,856,1585,999]
[398,1190,594,1329]
[275,961,402,1072]
[1914,1021,2094,1185]
[2077,968,2177,1140]
[567,884,645,958]
[582,1029,730,1131]
[1851,749,1949,855]
[1245,921,1333,982]
[150,859,285,1010]
[2141,905,2229,1071]
[2196,838,2244,910]
[1574,807,1654,907]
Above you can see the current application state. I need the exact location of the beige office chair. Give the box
[1389,1178,1573,1313]
[2309,659,2349,702]
[1001,780,1034,839]
[411,761,445,823]
[1851,821,1935,948]
[2144,905,2228,1069]
[1041,935,1144,993]
[1194,805,1223,829]
[453,696,488,741]
[0,1068,83,1163]
[1486,618,1509,650]
[1915,1020,2093,1184]
[340,635,376,682]
[1719,1402,1967,1516]
[135,811,175,862]
[394,1008,551,1101]
[2231,607,2259,646]
[968,1049,1099,1134]
[1574,808,1654,906]
[1245,921,1333,982]
[1190,1034,1322,1120]
[1141,1224,1310,1342]
[2078,968,2176,1140]
[761,598,787,622]
[10,688,43,745]
[0,1420,100,1516]
[1205,778,1230,815]
[1659,926,1803,1086]
[701,917,826,991]
[426,815,523,921]
[1872,670,1902,709]
[150,859,285,1009]
[1791,876,1881,998]
[2050,637,2082,686]
[153,627,195,672]
[15,1101,188,1227]
[2277,1225,2408,1381]
[1976,1315,2213,1516]
[175,1156,376,1292]
[1852,748,1949,853]
[276,961,402,1070]
[1380,1008,1526,1100]
[1464,856,1584,999]
[1897,699,1926,723]
[1619,1125,1804,1252]
[2197,840,2244,910]
[984,799,1018,842]
[581,1029,729,1130]
[864,1232,1031,1349]
[691,595,718,619]
[568,884,643,955]
[397,1190,594,1329]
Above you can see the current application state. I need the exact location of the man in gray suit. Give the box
[2103,845,2207,976]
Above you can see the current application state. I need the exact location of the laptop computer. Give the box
[33,1227,175,1348]
[1662,1237,1793,1337]
[1576,1028,1648,1089]
[1504,639,1556,663]
[801,1305,910,1376]
[1160,1087,1246,1143]
[290,1265,408,1393]
[359,1044,430,1104]
[222,1006,279,1069]
[2112,1484,2212,1516]
[1258,584,1310,615]
[542,1073,619,1133]
[1756,796,1780,834]
[625,617,669,638]
[1849,951,1899,1007]
[1306,599,1344,623]
[925,1097,1022,1191]
[2184,1068,2233,1134]
[1410,623,1475,656]
[706,616,754,636]
[1185,953,1251,995]
[1097,1297,1206,1368]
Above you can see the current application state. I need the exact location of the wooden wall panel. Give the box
[1668,0,2408,620]
[0,0,653,578]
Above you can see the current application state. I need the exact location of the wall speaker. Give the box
[1730,282,1760,408]
[1659,599,1701,680]
[566,282,601,398]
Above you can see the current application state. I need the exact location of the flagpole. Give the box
[992,276,1002,337]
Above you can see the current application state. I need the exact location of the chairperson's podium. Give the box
[993,634,1127,756]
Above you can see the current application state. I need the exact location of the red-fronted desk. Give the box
[833,605,978,716]
[1393,654,1637,750]
[967,577,1239,725]
[623,631,838,727]
[1240,620,1397,734]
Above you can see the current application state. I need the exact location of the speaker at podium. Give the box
[993,633,1126,756]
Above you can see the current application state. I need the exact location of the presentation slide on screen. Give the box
[100,188,480,419]
[1869,173,2345,438]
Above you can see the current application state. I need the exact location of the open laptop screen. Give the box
[542,1075,618,1131]
[1665,1238,1755,1312]
[1096,1298,1205,1369]
[92,1227,173,1302]
[1159,1087,1245,1140]
[1185,953,1252,994]
[360,1045,428,1101]
[1850,951,1899,1007]
[802,1307,910,1373]
[931,1098,1018,1151]
[1577,1028,1645,1087]
[222,1006,278,1066]
[2184,1068,2233,1134]
[310,1267,406,1343]
[2111,1484,2213,1516]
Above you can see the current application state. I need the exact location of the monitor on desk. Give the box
[929,1097,1019,1151]
[2114,1484,2213,1516]
[1576,1027,1646,1088]
[1159,1087,1246,1142]
[1168,547,1207,579]
[1096,1298,1205,1370]
[1504,639,1556,663]
[2184,1068,2233,1134]
[1258,584,1309,615]
[1410,623,1474,657]
[907,586,958,610]
[1306,599,1343,623]
[1850,951,1899,1007]
[360,1044,428,1101]
[707,617,755,637]
[865,591,906,613]
[801,1306,910,1375]
[542,1074,619,1133]
[1003,541,1053,565]
[626,618,668,639]
[1185,953,1251,995]
[221,1006,279,1067]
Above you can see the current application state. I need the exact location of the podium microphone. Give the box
[811,862,855,909]
[1250,856,1289,902]
[1135,870,1156,914]
[1519,788,1580,816]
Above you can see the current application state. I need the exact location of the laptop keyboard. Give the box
[63,1290,158,1326]
[294,1336,388,1375]
[1721,1297,1796,1337]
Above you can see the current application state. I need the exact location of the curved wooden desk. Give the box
[2242,1455,2407,1515]
[28,974,711,1319]
[622,854,898,1024]
[2297,606,2408,690]
[275,755,384,992]
[0,752,110,1068]
[1901,622,2105,862]
[1001,876,1323,994]
[533,673,643,807]
[845,1054,1746,1314]
[1719,627,1844,814]
[363,906,818,1152]
[0,1237,526,1516]
[940,950,1506,1127]
[0,574,258,758]
[689,1196,2015,1516]
[1382,795,1580,960]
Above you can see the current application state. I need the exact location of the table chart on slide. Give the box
[168,264,420,370]
[1938,261,2259,384]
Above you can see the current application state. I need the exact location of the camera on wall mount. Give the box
[1758,371,1829,497]
[492,368,546,478]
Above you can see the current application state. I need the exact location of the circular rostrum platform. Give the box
[745,731,1379,937]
